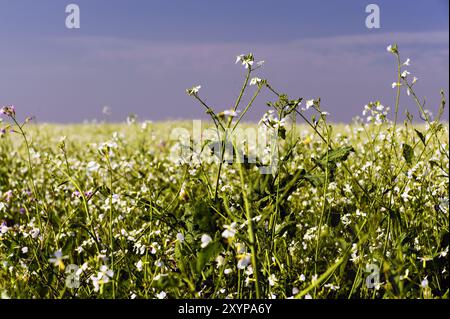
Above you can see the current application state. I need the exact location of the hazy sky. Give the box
[0,0,448,123]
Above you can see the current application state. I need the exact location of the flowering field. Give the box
[0,46,448,299]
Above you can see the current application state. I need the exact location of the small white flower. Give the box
[87,161,100,172]
[412,76,418,84]
[299,274,306,281]
[0,222,8,234]
[216,255,225,267]
[250,77,262,86]
[421,277,429,288]
[392,82,401,88]
[200,234,212,248]
[156,291,167,299]
[220,109,239,117]
[304,294,312,299]
[222,222,237,239]
[49,250,68,269]
[268,274,278,286]
[403,58,410,66]
[401,70,410,78]
[400,269,410,280]
[21,247,28,254]
[186,85,201,96]
[136,260,143,272]
[386,45,393,52]
[237,253,251,270]
[305,99,314,110]
[98,265,114,282]
[224,268,232,275]
[30,227,40,239]
[176,233,185,242]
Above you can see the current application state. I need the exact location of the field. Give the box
[0,49,449,299]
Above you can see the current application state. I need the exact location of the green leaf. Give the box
[314,146,355,169]
[324,146,355,163]
[196,241,222,273]
[414,129,426,146]
[402,144,414,164]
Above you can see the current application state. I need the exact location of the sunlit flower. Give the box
[201,234,212,248]
[49,250,69,270]
[156,291,167,299]
[401,70,410,78]
[186,85,202,96]
[250,77,263,86]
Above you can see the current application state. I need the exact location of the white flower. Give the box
[136,260,143,272]
[224,268,232,275]
[401,70,410,78]
[387,44,397,54]
[176,233,185,242]
[97,265,114,283]
[268,274,278,286]
[49,250,68,269]
[87,161,100,172]
[186,85,201,96]
[156,291,167,299]
[403,58,410,66]
[236,54,254,69]
[304,294,312,299]
[200,234,212,248]
[21,247,28,254]
[216,255,225,268]
[237,253,251,270]
[256,60,265,67]
[412,76,418,84]
[250,77,262,86]
[421,277,428,288]
[392,82,401,88]
[0,222,8,234]
[299,274,306,281]
[220,109,239,117]
[400,269,410,280]
[222,222,237,239]
[30,227,40,239]
[305,99,314,110]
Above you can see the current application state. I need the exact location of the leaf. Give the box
[324,146,355,163]
[414,129,426,146]
[196,240,222,273]
[275,221,297,238]
[314,146,355,169]
[402,144,414,164]
[303,173,325,187]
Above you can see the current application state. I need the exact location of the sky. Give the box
[0,0,448,123]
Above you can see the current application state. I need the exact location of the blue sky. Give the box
[0,0,448,123]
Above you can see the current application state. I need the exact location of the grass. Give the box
[0,119,448,299]
[0,47,448,299]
